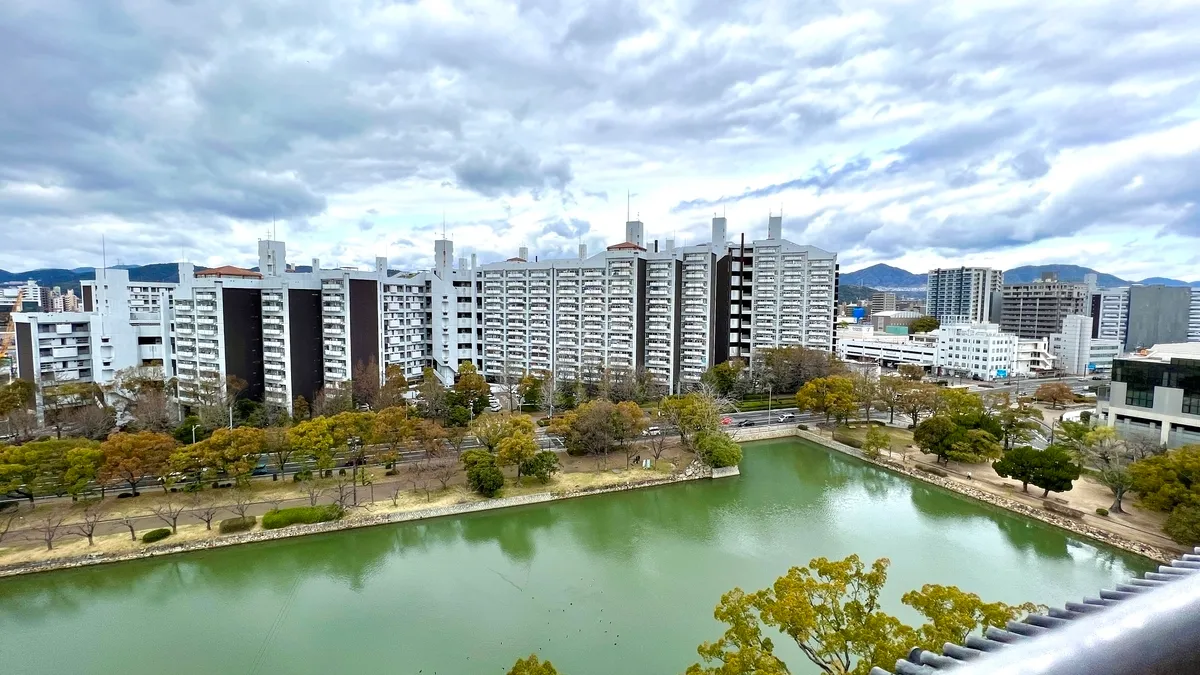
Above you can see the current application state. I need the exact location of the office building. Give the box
[1125,285,1193,352]
[926,267,1003,324]
[1051,314,1121,375]
[869,292,896,314]
[1000,273,1090,339]
[1099,343,1200,447]
[934,322,1018,381]
[837,327,937,368]
[1091,286,1130,342]
[870,310,921,332]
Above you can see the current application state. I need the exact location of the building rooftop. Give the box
[194,265,263,279]
[1122,342,1200,363]
[605,241,647,252]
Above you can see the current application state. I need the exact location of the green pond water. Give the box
[0,439,1153,675]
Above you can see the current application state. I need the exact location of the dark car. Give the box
[736,419,756,427]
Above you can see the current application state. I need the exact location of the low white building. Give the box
[837,327,937,368]
[934,322,1017,381]
[1015,337,1056,374]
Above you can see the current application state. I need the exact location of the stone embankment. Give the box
[0,460,727,579]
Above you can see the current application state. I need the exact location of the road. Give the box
[974,375,1105,395]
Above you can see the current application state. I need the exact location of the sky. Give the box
[2,0,1200,280]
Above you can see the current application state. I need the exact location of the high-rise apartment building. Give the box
[1000,273,1090,339]
[13,217,837,418]
[869,292,896,313]
[926,267,1003,324]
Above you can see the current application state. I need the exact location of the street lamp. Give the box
[191,424,200,445]
[347,435,362,506]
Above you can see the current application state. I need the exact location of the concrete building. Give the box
[926,267,1003,324]
[1000,273,1090,339]
[1125,285,1193,352]
[1051,314,1122,375]
[837,327,937,368]
[934,322,1018,381]
[1098,343,1200,447]
[1015,337,1056,374]
[870,310,921,332]
[869,292,896,313]
[1091,286,1130,343]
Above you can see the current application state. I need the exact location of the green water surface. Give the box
[0,439,1152,674]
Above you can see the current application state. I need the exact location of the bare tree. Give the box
[188,494,221,530]
[66,403,115,440]
[33,510,67,551]
[71,500,106,545]
[431,457,459,490]
[389,481,404,507]
[330,477,354,510]
[226,489,253,519]
[119,514,139,541]
[351,357,381,410]
[151,499,187,533]
[302,481,325,507]
[131,388,174,433]
[1125,431,1167,461]
[0,510,19,545]
[408,459,434,501]
[646,432,669,464]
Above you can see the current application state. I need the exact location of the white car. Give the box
[643,426,662,436]
[777,413,795,422]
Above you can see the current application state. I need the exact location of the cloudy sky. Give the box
[3,0,1199,280]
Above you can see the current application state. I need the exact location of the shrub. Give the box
[536,418,551,427]
[141,528,172,544]
[832,431,863,449]
[520,451,560,484]
[696,431,743,468]
[461,449,495,472]
[1165,505,1200,546]
[797,423,808,431]
[1095,508,1109,516]
[218,516,256,534]
[262,504,344,530]
[292,469,313,482]
[467,461,505,497]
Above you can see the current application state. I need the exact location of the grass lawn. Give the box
[833,424,915,452]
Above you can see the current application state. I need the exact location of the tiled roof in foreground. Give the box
[870,547,1200,675]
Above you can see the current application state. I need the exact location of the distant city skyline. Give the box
[3,1,1199,279]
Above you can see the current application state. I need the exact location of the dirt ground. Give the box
[0,438,694,567]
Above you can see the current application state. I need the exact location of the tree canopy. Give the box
[795,376,856,425]
[993,444,1080,496]
[909,316,940,334]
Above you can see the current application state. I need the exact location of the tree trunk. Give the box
[86,532,94,545]
[1042,487,1050,497]
[1110,491,1125,514]
[1021,481,1029,493]
[889,408,895,424]
[125,523,136,540]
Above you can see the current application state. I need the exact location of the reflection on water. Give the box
[0,439,1155,675]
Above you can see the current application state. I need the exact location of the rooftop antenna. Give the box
[101,234,107,279]
[626,190,631,222]
[442,211,447,239]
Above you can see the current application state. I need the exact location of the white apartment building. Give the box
[1014,337,1055,374]
[934,322,1018,381]
[1050,314,1122,375]
[1094,287,1129,342]
[926,267,1003,324]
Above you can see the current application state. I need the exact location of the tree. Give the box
[497,431,539,483]
[897,363,926,381]
[613,401,647,466]
[994,401,1041,450]
[71,499,106,545]
[861,426,890,460]
[311,382,354,417]
[413,419,448,456]
[795,376,857,425]
[197,426,266,485]
[876,377,906,425]
[1164,505,1200,545]
[909,316,940,334]
[61,442,105,497]
[518,373,543,409]
[1035,382,1074,409]
[659,393,720,451]
[697,431,743,468]
[374,406,414,467]
[42,381,105,439]
[377,365,410,410]
[688,554,1034,675]
[915,415,1002,465]
[262,426,293,479]
[936,388,985,418]
[850,374,878,422]
[418,367,449,420]
[152,498,187,533]
[0,441,64,504]
[351,357,381,410]
[520,451,560,483]
[899,383,940,426]
[287,417,336,476]
[455,361,491,415]
[66,402,115,440]
[192,375,247,430]
[1129,444,1200,512]
[464,450,504,497]
[472,413,515,453]
[1029,444,1081,497]
[100,431,175,495]
[701,360,745,398]
[754,346,845,396]
[1082,426,1136,513]
[32,509,68,551]
[507,655,559,675]
[189,493,221,530]
[992,445,1040,492]
[292,395,311,422]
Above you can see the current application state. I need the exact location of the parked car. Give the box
[777,413,795,422]
[642,426,662,436]
[736,419,756,428]
[720,417,733,425]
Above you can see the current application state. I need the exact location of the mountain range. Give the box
[840,263,1198,291]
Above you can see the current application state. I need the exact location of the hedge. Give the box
[141,528,172,544]
[915,465,949,478]
[262,505,344,530]
[218,516,257,534]
[832,431,863,449]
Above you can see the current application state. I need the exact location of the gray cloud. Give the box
[452,147,573,197]
[1,0,1199,275]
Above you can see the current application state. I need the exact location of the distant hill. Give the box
[838,285,879,304]
[840,264,927,290]
[1002,264,1125,286]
